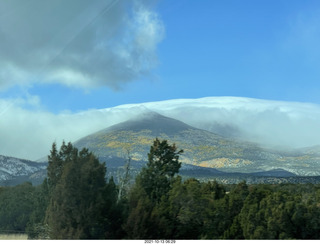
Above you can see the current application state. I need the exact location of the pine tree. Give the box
[46,142,62,193]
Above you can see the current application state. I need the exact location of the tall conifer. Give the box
[45,142,117,239]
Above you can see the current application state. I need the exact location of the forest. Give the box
[1,139,320,240]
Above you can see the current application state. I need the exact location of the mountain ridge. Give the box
[0,155,47,186]
[74,111,320,176]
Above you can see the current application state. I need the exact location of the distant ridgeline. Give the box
[0,155,47,186]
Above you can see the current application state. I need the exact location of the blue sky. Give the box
[157,0,320,103]
[1,0,320,113]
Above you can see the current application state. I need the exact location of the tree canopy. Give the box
[44,142,120,239]
[1,139,320,240]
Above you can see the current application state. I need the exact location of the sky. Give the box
[1,0,320,160]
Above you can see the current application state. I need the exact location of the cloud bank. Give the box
[140,97,320,150]
[0,96,146,160]
[1,97,320,161]
[0,0,164,90]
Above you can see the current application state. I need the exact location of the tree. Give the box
[137,138,183,203]
[124,138,183,239]
[167,178,206,239]
[46,142,65,193]
[26,180,50,239]
[44,142,118,239]
[0,182,36,233]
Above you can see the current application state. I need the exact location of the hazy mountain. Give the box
[2,97,320,185]
[0,155,47,186]
[74,112,320,176]
[1,111,319,186]
[4,96,320,161]
[103,111,193,135]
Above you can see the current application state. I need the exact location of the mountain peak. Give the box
[102,111,194,136]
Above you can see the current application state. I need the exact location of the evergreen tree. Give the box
[138,138,183,203]
[44,142,118,239]
[0,182,36,233]
[26,180,50,239]
[125,138,183,239]
[167,178,206,239]
[46,142,63,193]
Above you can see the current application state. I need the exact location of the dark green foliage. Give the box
[44,142,118,239]
[166,178,217,239]
[46,142,63,193]
[125,175,320,240]
[3,140,320,240]
[0,182,36,233]
[25,180,50,239]
[0,142,123,239]
[124,139,183,238]
[140,138,183,203]
[124,186,155,239]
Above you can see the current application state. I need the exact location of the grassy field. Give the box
[0,234,28,240]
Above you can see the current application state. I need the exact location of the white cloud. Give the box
[0,0,164,90]
[0,97,148,160]
[1,96,320,161]
[117,97,320,149]
[144,97,320,150]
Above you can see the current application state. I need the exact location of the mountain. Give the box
[1,110,319,186]
[0,155,47,186]
[4,96,320,162]
[74,112,320,176]
[2,97,320,185]
[74,111,247,164]
[103,111,193,135]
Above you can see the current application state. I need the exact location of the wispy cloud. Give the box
[0,0,164,90]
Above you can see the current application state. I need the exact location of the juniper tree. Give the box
[45,142,118,239]
[138,138,183,203]
[125,138,183,238]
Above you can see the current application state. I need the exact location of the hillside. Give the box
[1,111,319,186]
[74,112,320,176]
[75,112,251,166]
[0,155,47,186]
